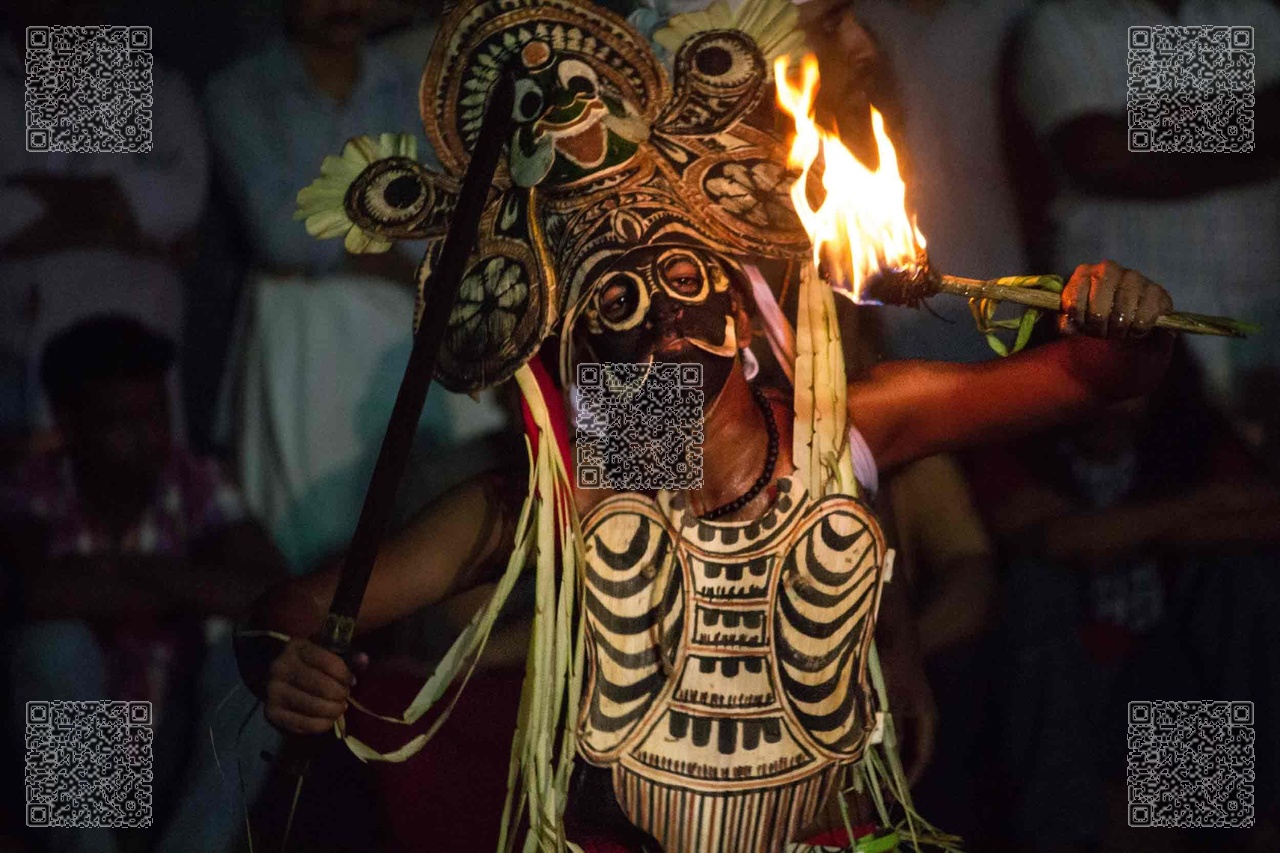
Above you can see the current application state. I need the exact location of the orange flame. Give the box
[773,55,926,302]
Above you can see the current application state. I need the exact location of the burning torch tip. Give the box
[859,257,940,308]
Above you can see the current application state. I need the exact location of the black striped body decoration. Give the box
[577,473,886,853]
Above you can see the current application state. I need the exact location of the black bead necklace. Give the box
[697,383,779,521]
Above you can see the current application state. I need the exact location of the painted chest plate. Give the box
[577,473,886,853]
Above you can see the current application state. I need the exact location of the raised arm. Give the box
[248,470,520,639]
[851,261,1174,472]
[239,469,523,733]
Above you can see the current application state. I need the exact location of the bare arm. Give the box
[244,470,522,733]
[247,470,519,640]
[383,588,534,678]
[850,335,1169,472]
[888,455,996,659]
[851,262,1174,472]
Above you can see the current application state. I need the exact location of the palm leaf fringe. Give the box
[794,259,959,850]
[335,365,585,853]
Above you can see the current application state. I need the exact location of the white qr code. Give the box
[1127,700,1254,828]
[1127,26,1255,152]
[25,26,154,153]
[26,701,154,829]
[574,362,704,491]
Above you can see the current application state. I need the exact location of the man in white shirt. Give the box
[206,0,508,574]
[205,0,435,279]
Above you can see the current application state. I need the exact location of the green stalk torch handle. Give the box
[937,274,1259,338]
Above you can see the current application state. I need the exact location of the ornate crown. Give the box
[297,0,812,392]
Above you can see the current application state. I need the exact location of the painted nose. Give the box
[649,292,683,325]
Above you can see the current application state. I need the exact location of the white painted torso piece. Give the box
[578,472,886,853]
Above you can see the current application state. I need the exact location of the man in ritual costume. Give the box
[236,1,1177,850]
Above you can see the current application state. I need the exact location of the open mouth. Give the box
[534,100,610,169]
[534,98,607,135]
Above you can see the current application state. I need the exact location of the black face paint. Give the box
[581,247,742,399]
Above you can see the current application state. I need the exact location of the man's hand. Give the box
[1059,260,1173,340]
[880,645,938,787]
[873,569,936,786]
[264,638,368,736]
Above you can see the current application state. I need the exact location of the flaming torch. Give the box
[773,56,1257,354]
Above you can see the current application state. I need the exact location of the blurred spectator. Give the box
[205,0,435,277]
[1,317,288,853]
[965,337,1280,852]
[821,300,997,839]
[886,454,995,660]
[0,0,207,449]
[1012,0,1280,420]
[205,0,507,572]
[881,452,997,844]
[853,0,1033,364]
[372,0,443,75]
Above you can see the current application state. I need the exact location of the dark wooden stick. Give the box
[317,71,515,653]
[272,68,516,847]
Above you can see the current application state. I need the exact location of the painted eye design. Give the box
[595,271,649,331]
[513,78,545,122]
[687,32,759,88]
[366,170,426,221]
[657,251,709,302]
[349,158,432,226]
[558,59,599,99]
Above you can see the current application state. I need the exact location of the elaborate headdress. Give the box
[299,0,811,392]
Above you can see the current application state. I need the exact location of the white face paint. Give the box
[580,246,744,401]
[684,316,737,358]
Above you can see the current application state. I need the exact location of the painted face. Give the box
[580,247,742,398]
[509,41,647,187]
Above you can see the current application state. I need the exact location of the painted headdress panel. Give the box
[422,0,669,191]
[298,0,813,393]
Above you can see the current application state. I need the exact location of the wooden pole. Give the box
[316,69,516,651]
[272,68,516,848]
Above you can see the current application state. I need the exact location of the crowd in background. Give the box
[2,1,1279,853]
